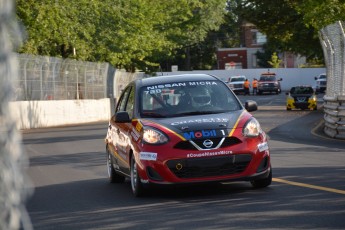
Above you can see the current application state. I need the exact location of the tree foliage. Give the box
[16,0,227,72]
[16,0,345,71]
[292,0,345,30]
[234,0,323,60]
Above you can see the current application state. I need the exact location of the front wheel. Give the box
[251,167,272,188]
[130,155,145,197]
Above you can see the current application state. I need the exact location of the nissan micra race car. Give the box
[105,74,272,197]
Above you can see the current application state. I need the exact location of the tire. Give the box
[107,147,125,183]
[286,107,291,111]
[251,167,272,188]
[130,155,145,197]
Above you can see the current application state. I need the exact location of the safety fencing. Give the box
[320,21,345,140]
[15,54,110,100]
[10,54,147,129]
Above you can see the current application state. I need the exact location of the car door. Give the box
[109,85,135,174]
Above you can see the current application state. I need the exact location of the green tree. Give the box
[291,0,345,30]
[16,0,227,72]
[235,0,323,60]
[16,0,99,59]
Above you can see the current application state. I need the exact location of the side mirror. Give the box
[114,111,131,123]
[279,78,283,81]
[245,100,258,112]
[314,76,318,80]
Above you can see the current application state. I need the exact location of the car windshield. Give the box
[291,87,314,94]
[140,80,241,118]
[319,74,326,79]
[230,77,245,82]
[260,76,276,81]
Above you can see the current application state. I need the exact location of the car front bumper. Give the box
[134,136,271,185]
[287,99,317,110]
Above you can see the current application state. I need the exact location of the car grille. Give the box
[260,83,275,89]
[166,154,252,179]
[233,84,243,89]
[174,137,242,150]
[294,96,310,102]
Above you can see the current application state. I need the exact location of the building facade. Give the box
[216,22,305,69]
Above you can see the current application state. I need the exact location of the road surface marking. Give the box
[273,178,345,195]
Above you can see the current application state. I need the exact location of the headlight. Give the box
[243,118,262,137]
[142,127,168,144]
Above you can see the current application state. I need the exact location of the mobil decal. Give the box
[183,129,217,140]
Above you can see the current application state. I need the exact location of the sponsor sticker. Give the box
[258,142,269,152]
[187,150,232,158]
[131,129,140,141]
[183,129,228,140]
[171,117,229,126]
[140,152,157,161]
[144,81,218,94]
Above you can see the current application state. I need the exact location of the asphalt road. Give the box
[22,93,345,230]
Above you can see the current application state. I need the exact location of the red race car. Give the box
[105,74,272,197]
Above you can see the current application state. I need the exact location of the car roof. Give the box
[136,74,220,87]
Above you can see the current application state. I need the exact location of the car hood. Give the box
[140,110,248,139]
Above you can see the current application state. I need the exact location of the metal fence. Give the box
[320,21,345,140]
[14,54,111,101]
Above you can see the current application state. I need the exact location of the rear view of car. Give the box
[315,73,327,93]
[286,86,317,110]
[105,74,272,197]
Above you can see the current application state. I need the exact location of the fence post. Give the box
[320,21,345,140]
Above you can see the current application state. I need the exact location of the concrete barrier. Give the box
[10,99,112,130]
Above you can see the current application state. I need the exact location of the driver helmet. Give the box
[190,87,211,107]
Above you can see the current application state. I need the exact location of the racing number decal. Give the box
[220,129,226,136]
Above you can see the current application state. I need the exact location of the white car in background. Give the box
[227,75,247,94]
[315,73,327,93]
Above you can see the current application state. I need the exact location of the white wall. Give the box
[10,99,112,130]
[161,68,326,91]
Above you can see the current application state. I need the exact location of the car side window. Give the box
[126,87,135,119]
[116,86,131,113]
